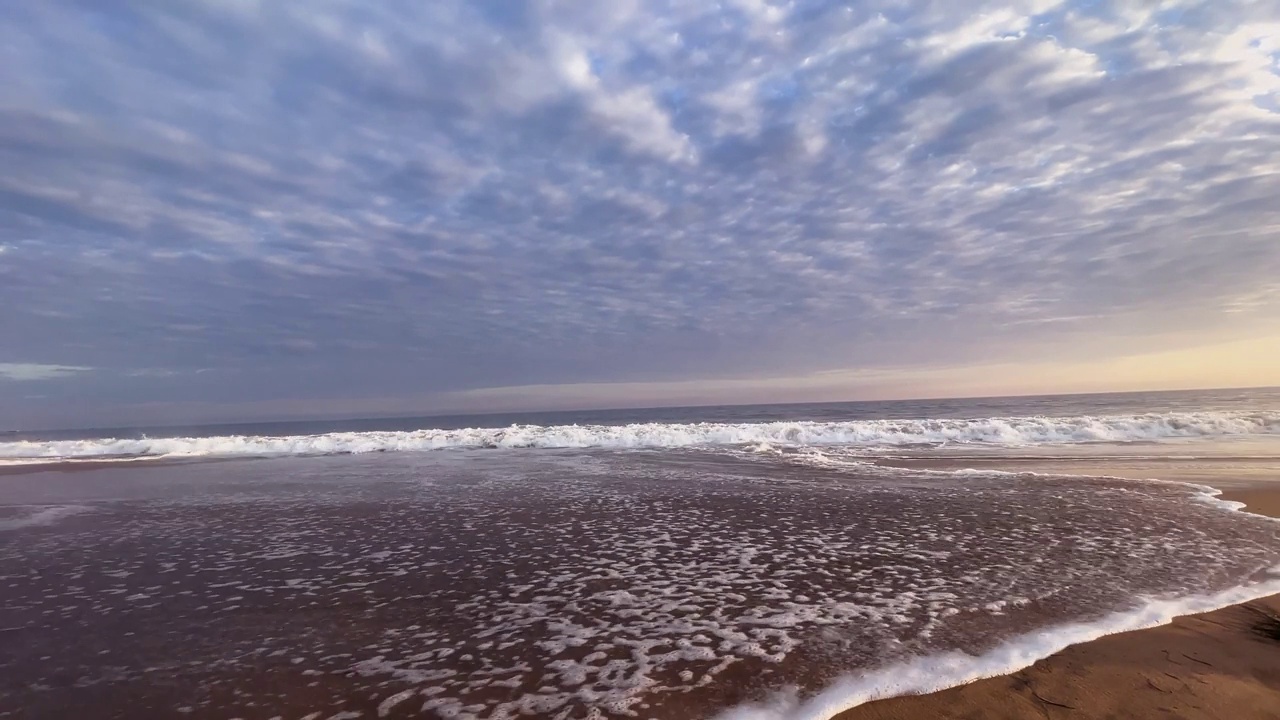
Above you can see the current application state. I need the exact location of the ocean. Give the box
[2,387,1280,719]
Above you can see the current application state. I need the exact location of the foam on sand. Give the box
[719,480,1280,720]
[3,440,1280,719]
[718,570,1280,720]
[2,410,1277,463]
[0,505,92,531]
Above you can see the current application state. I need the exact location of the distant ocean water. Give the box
[3,387,1279,463]
[2,387,1280,719]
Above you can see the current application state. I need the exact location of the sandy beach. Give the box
[5,0,1280,711]
[838,485,1280,720]
[3,419,1279,719]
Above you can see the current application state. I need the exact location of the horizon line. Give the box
[14,384,1278,437]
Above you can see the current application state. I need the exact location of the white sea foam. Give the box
[718,571,1280,720]
[720,486,1280,720]
[1187,482,1253,512]
[0,505,92,531]
[1,410,1277,463]
[0,454,167,468]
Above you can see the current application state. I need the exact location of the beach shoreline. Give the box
[3,446,1278,719]
[830,484,1280,720]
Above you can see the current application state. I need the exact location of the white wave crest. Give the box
[1,410,1277,463]
[716,567,1280,720]
[717,487,1280,720]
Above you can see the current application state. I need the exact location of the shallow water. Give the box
[3,441,1280,719]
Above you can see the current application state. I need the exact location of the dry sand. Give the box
[837,486,1280,720]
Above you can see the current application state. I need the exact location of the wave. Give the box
[1,410,1277,463]
[714,481,1280,720]
[716,567,1280,720]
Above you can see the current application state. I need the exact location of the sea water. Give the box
[1,387,1278,719]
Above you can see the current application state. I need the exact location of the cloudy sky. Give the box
[2,0,1280,428]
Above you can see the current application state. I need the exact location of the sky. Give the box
[2,0,1280,428]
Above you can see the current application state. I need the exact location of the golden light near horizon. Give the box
[444,334,1280,413]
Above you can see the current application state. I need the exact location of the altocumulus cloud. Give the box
[1,0,1279,425]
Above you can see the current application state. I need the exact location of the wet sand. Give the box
[3,453,1279,719]
[838,486,1280,720]
[1222,487,1280,520]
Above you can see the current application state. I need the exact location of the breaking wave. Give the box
[2,410,1278,464]
[718,567,1280,720]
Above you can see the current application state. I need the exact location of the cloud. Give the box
[0,364,91,382]
[0,0,1278,424]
